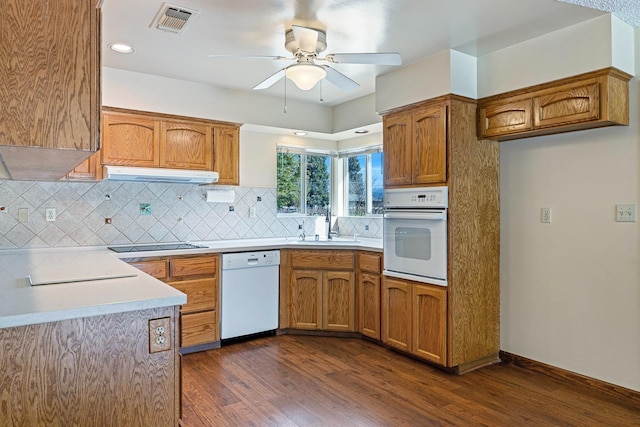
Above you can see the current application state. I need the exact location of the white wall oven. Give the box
[383,187,448,286]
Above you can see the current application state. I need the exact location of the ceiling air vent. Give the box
[151,3,198,34]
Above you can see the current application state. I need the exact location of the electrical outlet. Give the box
[149,317,171,353]
[541,207,552,224]
[18,208,29,223]
[46,208,56,222]
[615,204,637,222]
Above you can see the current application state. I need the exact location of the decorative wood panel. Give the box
[358,272,381,340]
[383,113,413,186]
[322,271,355,331]
[0,307,179,427]
[290,270,323,330]
[102,112,160,167]
[381,277,412,352]
[449,97,500,367]
[214,126,240,185]
[413,284,447,365]
[160,121,213,170]
[289,250,354,270]
[181,310,218,347]
[413,103,447,184]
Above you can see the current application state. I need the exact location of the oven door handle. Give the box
[383,211,446,221]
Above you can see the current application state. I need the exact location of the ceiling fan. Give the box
[210,25,402,92]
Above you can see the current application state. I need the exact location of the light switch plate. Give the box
[18,208,29,223]
[615,204,637,222]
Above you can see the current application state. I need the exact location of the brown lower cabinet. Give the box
[282,249,356,332]
[382,276,447,365]
[357,251,382,340]
[127,254,219,352]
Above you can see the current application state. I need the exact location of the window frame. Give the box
[276,146,335,216]
[340,146,383,217]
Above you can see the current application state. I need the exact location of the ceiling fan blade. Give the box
[253,69,286,90]
[292,25,319,53]
[208,54,291,61]
[324,53,402,66]
[322,66,360,91]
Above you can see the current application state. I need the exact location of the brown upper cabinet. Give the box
[383,102,447,187]
[0,0,101,180]
[101,107,241,184]
[478,67,631,141]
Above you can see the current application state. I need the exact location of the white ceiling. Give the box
[102,0,613,107]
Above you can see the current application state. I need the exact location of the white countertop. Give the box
[111,236,383,259]
[0,248,186,329]
[0,237,382,329]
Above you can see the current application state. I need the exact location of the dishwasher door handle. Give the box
[247,258,259,265]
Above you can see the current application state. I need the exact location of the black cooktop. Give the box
[108,243,206,253]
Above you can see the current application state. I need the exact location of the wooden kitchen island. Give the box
[0,249,186,427]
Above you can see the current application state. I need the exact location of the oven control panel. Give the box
[383,186,448,208]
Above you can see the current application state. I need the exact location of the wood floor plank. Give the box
[181,335,640,426]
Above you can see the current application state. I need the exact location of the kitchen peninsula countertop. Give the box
[0,237,381,329]
[0,248,187,329]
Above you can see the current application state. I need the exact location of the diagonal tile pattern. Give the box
[0,180,382,249]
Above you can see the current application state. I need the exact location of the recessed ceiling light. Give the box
[294,131,308,136]
[355,129,369,134]
[109,43,134,54]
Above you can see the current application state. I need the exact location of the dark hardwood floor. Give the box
[181,335,640,426]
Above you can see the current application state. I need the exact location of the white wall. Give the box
[500,81,640,391]
[487,15,640,391]
[103,68,334,134]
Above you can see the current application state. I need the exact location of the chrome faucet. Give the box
[298,221,306,241]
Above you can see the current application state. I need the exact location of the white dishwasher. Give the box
[221,250,280,340]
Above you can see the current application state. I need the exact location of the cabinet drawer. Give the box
[170,256,217,278]
[181,311,218,347]
[128,259,168,279]
[170,278,217,314]
[290,250,354,270]
[358,252,381,274]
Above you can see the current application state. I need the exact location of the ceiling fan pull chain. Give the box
[283,70,288,114]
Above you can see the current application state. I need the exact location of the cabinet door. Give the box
[479,99,533,138]
[213,126,240,185]
[290,270,322,330]
[533,81,599,129]
[413,284,447,365]
[322,271,355,332]
[160,121,213,170]
[381,277,412,352]
[412,104,447,184]
[358,272,381,340]
[383,113,413,187]
[0,0,99,151]
[102,113,160,167]
[63,151,102,181]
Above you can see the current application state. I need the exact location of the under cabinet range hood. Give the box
[103,165,219,184]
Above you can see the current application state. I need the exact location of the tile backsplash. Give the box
[0,180,382,249]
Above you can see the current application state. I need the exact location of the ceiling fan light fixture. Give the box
[286,64,326,90]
